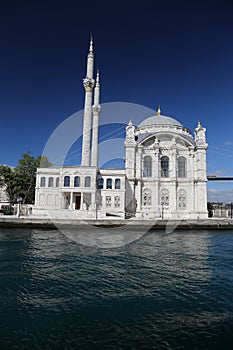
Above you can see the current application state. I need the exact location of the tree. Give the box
[0,165,18,203]
[0,152,51,204]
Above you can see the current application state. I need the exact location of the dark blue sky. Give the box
[1,0,233,200]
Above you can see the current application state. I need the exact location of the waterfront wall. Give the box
[0,216,233,230]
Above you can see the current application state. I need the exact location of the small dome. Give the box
[138,114,183,128]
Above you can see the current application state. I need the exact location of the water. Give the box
[0,228,233,349]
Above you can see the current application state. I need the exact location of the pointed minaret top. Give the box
[198,120,201,128]
[157,105,161,116]
[89,34,93,53]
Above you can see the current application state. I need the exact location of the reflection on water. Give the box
[0,228,233,349]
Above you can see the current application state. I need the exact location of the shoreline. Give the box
[0,216,233,230]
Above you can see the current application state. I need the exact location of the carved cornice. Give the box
[92,104,101,115]
[83,77,95,91]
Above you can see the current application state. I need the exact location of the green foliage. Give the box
[0,152,52,204]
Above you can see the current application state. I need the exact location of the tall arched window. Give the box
[97,178,104,189]
[177,157,186,178]
[160,189,169,206]
[178,189,187,210]
[40,177,46,187]
[56,177,59,187]
[143,156,152,177]
[64,176,70,187]
[74,176,80,187]
[107,178,112,189]
[161,156,169,177]
[85,176,91,187]
[48,177,54,187]
[142,188,152,206]
[115,178,121,189]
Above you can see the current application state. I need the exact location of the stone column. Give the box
[91,71,101,167]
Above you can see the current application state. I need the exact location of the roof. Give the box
[138,114,183,128]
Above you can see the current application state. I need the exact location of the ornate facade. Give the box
[34,38,208,220]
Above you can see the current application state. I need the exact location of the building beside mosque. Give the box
[33,38,208,220]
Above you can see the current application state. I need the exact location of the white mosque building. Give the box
[33,38,208,220]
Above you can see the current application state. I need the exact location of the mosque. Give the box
[33,38,208,220]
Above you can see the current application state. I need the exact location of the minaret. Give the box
[91,70,101,167]
[81,36,95,166]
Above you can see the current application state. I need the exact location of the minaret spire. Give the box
[91,70,101,167]
[89,34,93,53]
[81,36,95,166]
[157,105,161,116]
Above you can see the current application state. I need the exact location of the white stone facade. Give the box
[124,115,208,219]
[33,39,208,220]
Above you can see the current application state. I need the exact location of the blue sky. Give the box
[0,0,233,201]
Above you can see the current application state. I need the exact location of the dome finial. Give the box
[157,105,161,116]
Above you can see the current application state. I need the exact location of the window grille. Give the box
[142,188,152,206]
[106,196,111,207]
[160,189,169,206]
[114,196,120,207]
[178,189,187,210]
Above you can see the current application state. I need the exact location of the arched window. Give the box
[40,177,46,187]
[107,178,112,189]
[142,188,152,206]
[74,176,80,187]
[161,156,169,177]
[115,178,121,189]
[143,156,152,177]
[160,189,169,206]
[178,189,187,210]
[64,176,70,187]
[56,177,59,187]
[97,178,104,189]
[48,177,54,187]
[85,176,91,187]
[177,157,186,178]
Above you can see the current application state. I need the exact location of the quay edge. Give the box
[0,217,233,230]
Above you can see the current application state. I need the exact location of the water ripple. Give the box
[0,228,233,349]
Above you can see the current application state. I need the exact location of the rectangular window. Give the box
[107,178,112,189]
[97,178,104,189]
[115,179,121,189]
[114,196,120,207]
[85,176,91,187]
[106,196,111,207]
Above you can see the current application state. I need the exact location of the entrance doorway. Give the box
[75,193,81,210]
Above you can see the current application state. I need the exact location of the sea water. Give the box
[0,228,233,349]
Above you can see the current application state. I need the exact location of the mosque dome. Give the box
[137,106,183,129]
[138,113,183,128]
